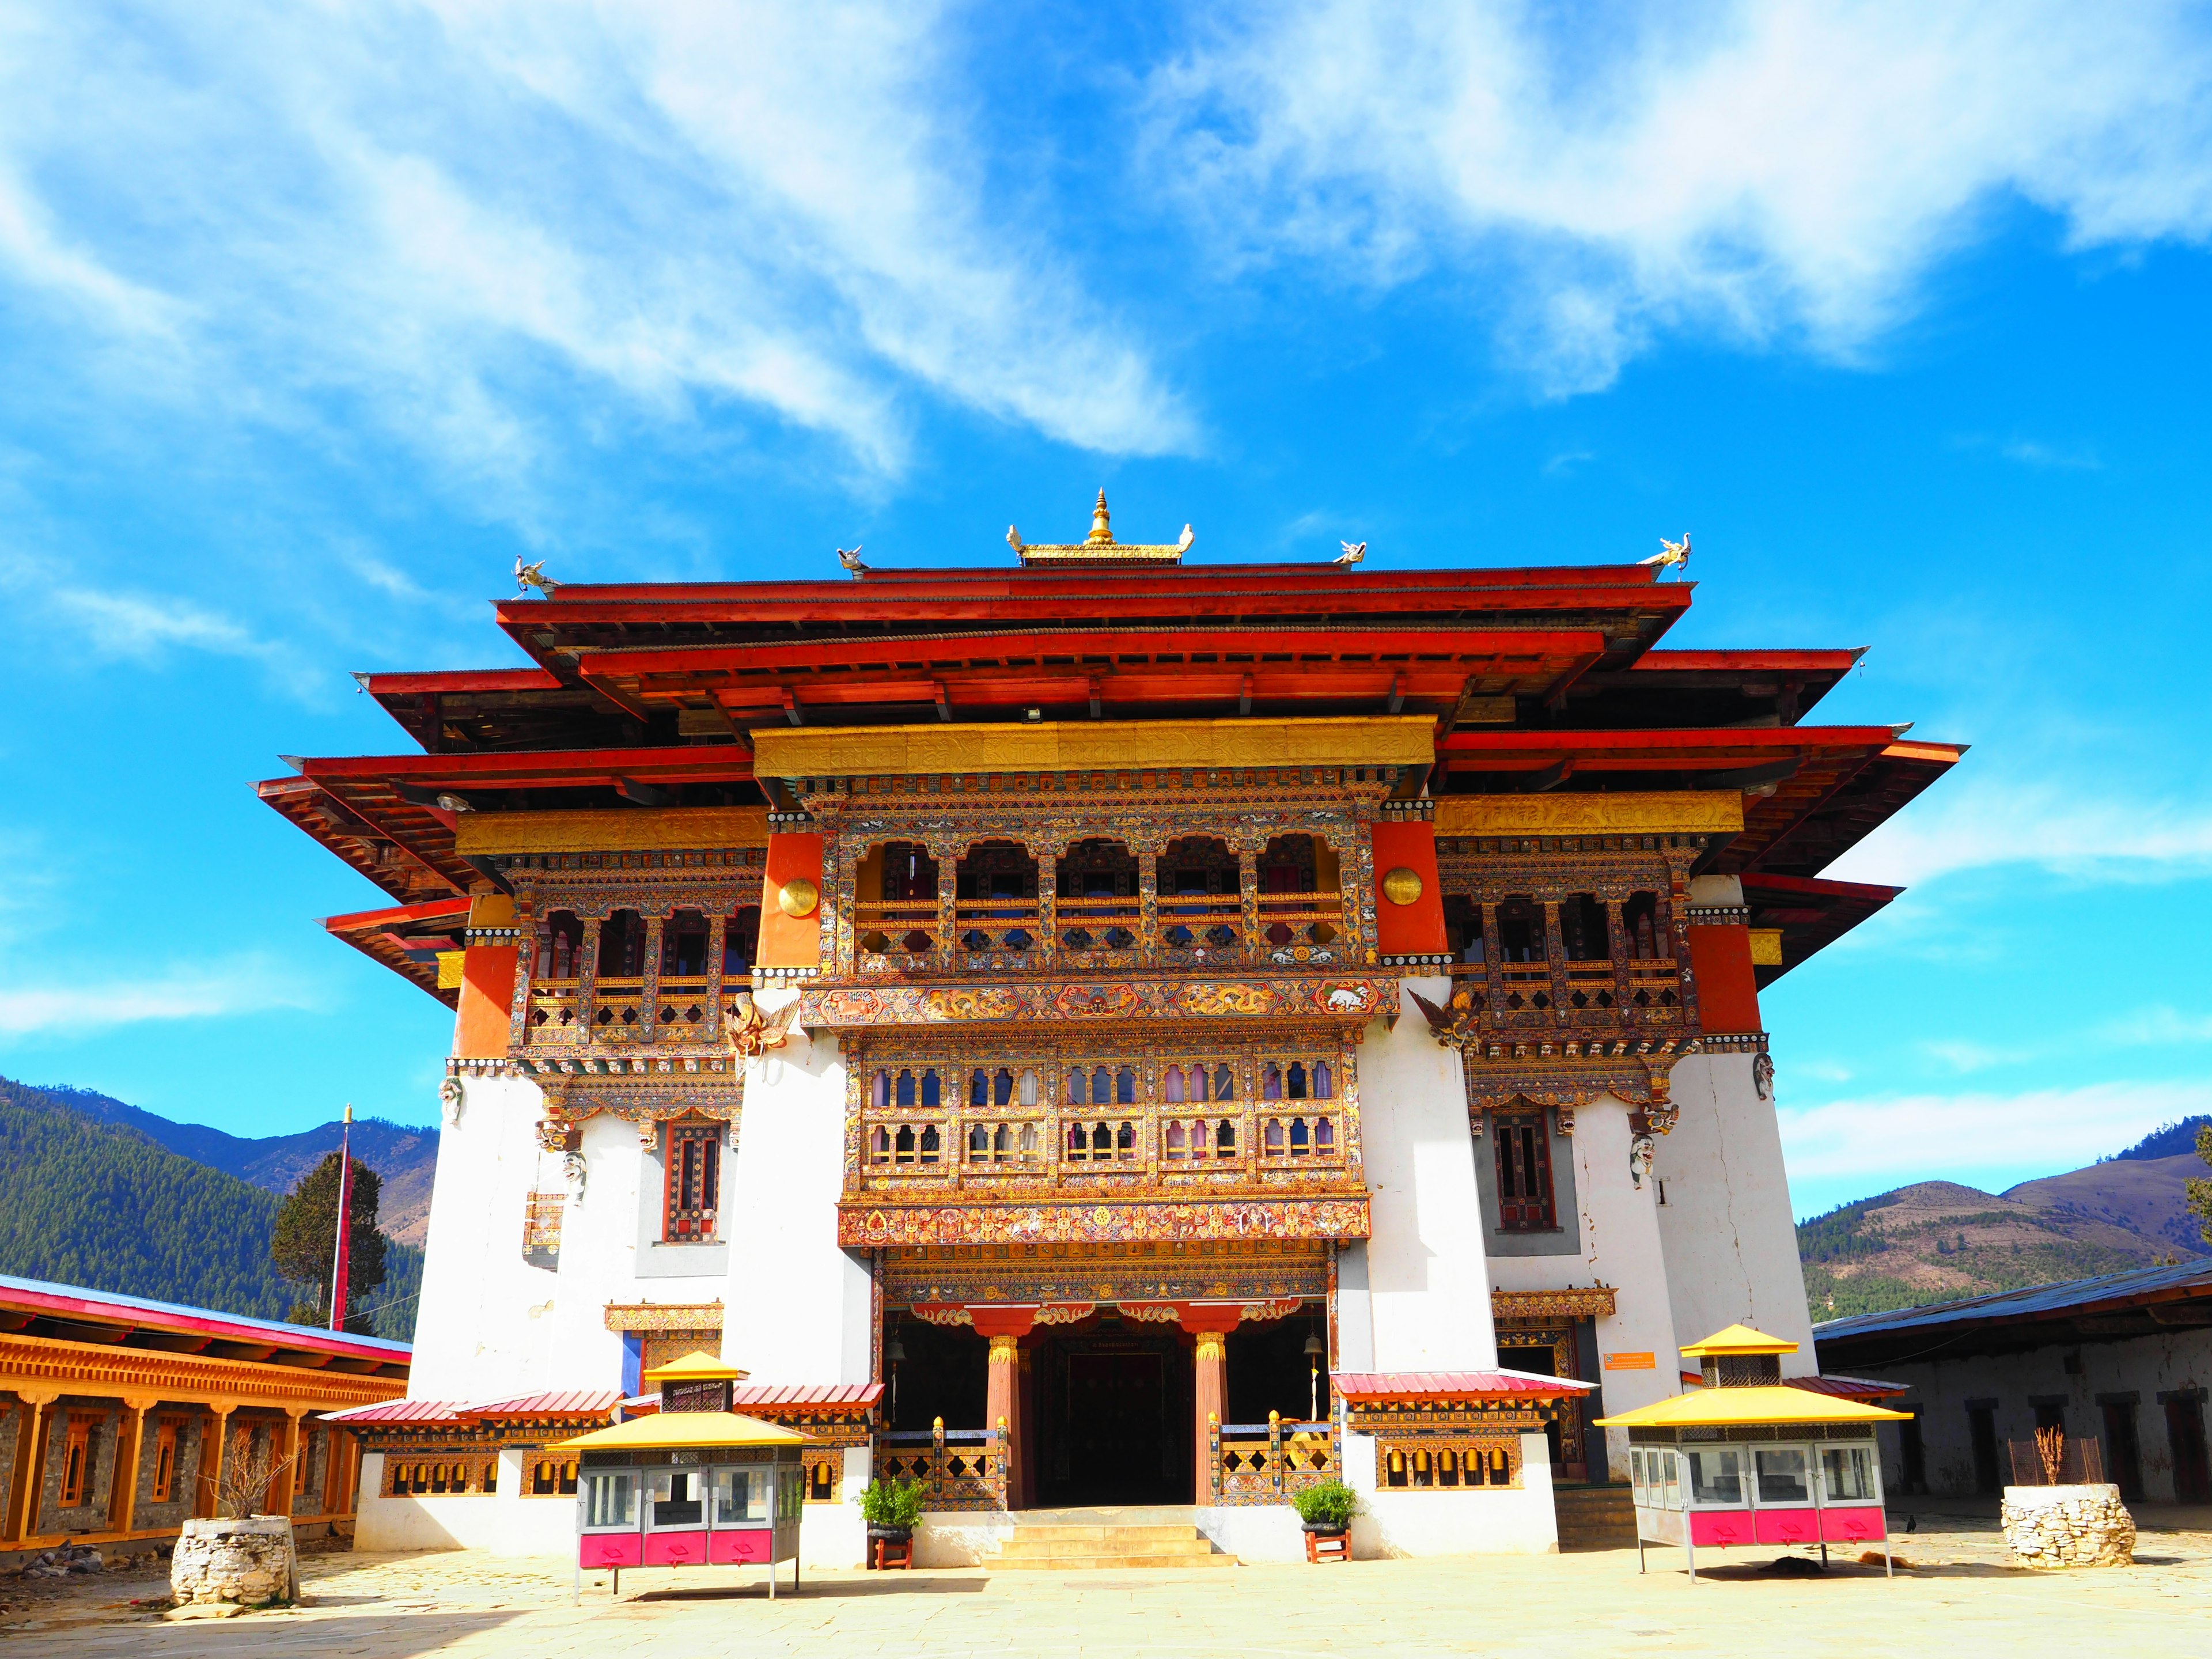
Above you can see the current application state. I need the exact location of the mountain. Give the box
[1800,1117,2211,1324]
[0,1078,422,1340]
[32,1085,441,1246]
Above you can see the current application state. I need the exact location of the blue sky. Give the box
[1,3,2208,1219]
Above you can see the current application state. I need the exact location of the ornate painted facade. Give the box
[262,501,1958,1563]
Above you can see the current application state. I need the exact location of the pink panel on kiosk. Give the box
[1820,1506,1887,1543]
[643,1530,708,1567]
[1753,1509,1820,1545]
[579,1532,642,1569]
[710,1529,772,1565]
[1688,1510,1756,1548]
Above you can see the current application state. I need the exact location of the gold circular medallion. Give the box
[777,877,820,918]
[1381,865,1425,906]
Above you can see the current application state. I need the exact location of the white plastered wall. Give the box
[1653,1052,1818,1376]
[716,998,872,1387]
[353,1450,576,1555]
[1340,1430,1559,1556]
[1488,1096,1681,1480]
[1353,977,1498,1371]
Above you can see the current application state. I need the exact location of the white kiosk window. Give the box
[713,1467,771,1525]
[647,1468,707,1529]
[1659,1448,1681,1510]
[581,1469,636,1530]
[1685,1447,1745,1506]
[1753,1447,1810,1505]
[1820,1443,1879,1503]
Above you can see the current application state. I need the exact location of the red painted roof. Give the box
[464,1388,626,1419]
[1787,1375,1910,1401]
[729,1382,884,1410]
[321,1398,465,1425]
[0,1273,410,1366]
[1331,1369,1596,1400]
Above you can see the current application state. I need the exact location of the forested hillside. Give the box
[0,1077,421,1339]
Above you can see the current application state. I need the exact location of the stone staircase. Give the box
[986,1509,1238,1570]
[1553,1483,1637,1551]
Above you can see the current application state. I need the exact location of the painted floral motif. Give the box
[840,1196,1370,1247]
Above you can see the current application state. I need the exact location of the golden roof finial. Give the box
[1088,488,1114,546]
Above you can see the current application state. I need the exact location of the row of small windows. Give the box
[1441,892,1668,965]
[869,1112,1338,1165]
[533,908,763,980]
[869,1060,1335,1111]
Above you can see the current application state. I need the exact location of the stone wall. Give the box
[171,1516,298,1605]
[2001,1483,2135,1568]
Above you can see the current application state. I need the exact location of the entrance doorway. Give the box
[1033,1325,1192,1507]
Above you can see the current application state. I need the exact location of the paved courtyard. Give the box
[6,1502,2210,1656]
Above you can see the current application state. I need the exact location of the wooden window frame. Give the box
[664,1119,723,1241]
[150,1417,184,1504]
[1492,1109,1558,1232]
[60,1413,98,1507]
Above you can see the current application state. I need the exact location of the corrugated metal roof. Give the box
[464,1388,624,1419]
[730,1382,884,1409]
[1331,1369,1595,1400]
[320,1398,466,1425]
[1786,1374,1908,1400]
[0,1271,412,1362]
[1813,1256,2212,1343]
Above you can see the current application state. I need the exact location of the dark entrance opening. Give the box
[1225,1309,1328,1426]
[1967,1403,2001,1494]
[1033,1320,1192,1507]
[881,1315,986,1434]
[1499,1342,1569,1475]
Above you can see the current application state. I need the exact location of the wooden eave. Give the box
[1721,740,1966,879]
[1741,872,1904,987]
[574,624,1609,717]
[324,898,472,1006]
[1435,723,1900,774]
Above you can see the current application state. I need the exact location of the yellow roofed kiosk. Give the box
[1594,1326,1911,1580]
[547,1352,812,1599]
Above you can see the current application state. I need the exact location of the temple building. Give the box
[263,498,1960,1562]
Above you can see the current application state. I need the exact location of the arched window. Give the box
[895,1070,916,1108]
[1214,1064,1236,1101]
[922,1070,941,1109]
[918,1124,940,1163]
[1215,1119,1237,1156]
[1018,1069,1040,1107]
[1166,1121,1188,1157]
[971,1069,990,1107]
[1313,1061,1334,1100]
[968,1124,989,1158]
[994,1124,1014,1157]
[1262,1063,1283,1101]
[1116,1121,1136,1154]
[1164,1066,1187,1104]
[1116,1066,1137,1105]
[1287,1062,1309,1100]
[1315,1118,1335,1154]
[994,1067,1015,1107]
[872,1071,889,1109]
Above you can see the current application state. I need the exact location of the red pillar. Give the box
[969,1307,1037,1510]
[1179,1307,1242,1503]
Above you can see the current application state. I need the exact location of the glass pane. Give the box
[1755,1448,1811,1504]
[1821,1445,1877,1502]
[713,1467,769,1524]
[652,1468,704,1528]
[1629,1448,1645,1497]
[1686,1448,1744,1505]
[1661,1449,1680,1510]
[584,1471,635,1528]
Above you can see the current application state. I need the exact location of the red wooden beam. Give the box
[1437,725,1900,768]
[355,668,563,695]
[295,747,756,787]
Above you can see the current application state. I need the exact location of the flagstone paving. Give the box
[7,1504,2210,1656]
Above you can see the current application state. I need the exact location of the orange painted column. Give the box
[1180,1307,1242,1502]
[452,892,522,1058]
[757,833,825,974]
[1370,819,1448,965]
[3,1389,58,1542]
[969,1308,1036,1509]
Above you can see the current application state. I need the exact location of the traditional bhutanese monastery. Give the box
[268,498,1960,1563]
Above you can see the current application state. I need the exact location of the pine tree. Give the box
[2188,1123,2212,1247]
[271,1152,389,1335]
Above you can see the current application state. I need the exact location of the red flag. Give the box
[328,1104,353,1331]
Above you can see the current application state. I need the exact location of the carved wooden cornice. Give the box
[603,1301,724,1334]
[1492,1286,1617,1321]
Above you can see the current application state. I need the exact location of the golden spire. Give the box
[1088,488,1114,546]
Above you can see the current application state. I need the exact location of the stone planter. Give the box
[171,1515,300,1605]
[2000,1484,2135,1569]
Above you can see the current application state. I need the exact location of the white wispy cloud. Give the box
[0,1,1194,491]
[1828,779,2212,885]
[0,957,320,1037]
[1145,2,2212,393]
[2101,1006,2212,1048]
[1779,1080,2212,1190]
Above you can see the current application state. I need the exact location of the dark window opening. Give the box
[1967,1404,2001,1494]
[724,905,760,975]
[2100,1402,2144,1501]
[664,1120,722,1241]
[1495,897,1544,962]
[661,909,710,977]
[1443,895,1484,963]
[1562,894,1611,963]
[1623,892,1662,959]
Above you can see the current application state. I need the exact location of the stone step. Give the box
[999,1531,1212,1557]
[997,1539,1218,1559]
[990,1551,1242,1570]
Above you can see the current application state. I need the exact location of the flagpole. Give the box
[328,1104,353,1332]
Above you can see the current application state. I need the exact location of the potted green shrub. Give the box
[858,1474,926,1544]
[1291,1478,1358,1537]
